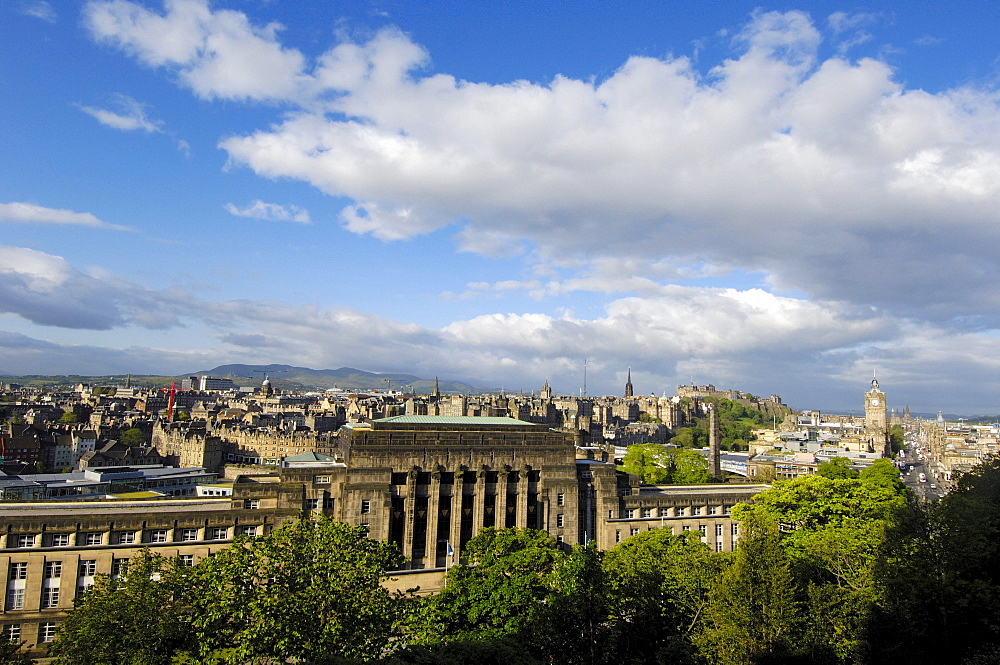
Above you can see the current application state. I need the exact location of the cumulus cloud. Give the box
[76,93,162,132]
[84,2,1000,323]
[224,200,311,224]
[84,0,307,101]
[0,202,129,230]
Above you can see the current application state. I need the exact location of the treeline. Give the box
[32,457,1000,665]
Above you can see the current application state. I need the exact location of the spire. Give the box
[433,376,440,398]
[625,367,634,398]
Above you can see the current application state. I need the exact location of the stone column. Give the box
[426,471,442,567]
[496,469,510,529]
[449,473,464,563]
[515,466,530,528]
[402,468,418,564]
[472,467,487,534]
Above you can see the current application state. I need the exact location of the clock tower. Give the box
[864,376,889,455]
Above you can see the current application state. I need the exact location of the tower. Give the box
[625,368,633,398]
[864,375,889,456]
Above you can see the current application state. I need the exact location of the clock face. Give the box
[871,399,880,406]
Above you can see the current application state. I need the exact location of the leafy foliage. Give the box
[621,444,710,484]
[181,518,406,664]
[49,549,192,665]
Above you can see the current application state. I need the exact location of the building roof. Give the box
[380,415,531,426]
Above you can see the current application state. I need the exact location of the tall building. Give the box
[625,368,633,398]
[864,376,890,455]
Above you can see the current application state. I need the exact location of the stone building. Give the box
[1,415,768,653]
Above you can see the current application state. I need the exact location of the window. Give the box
[177,555,194,568]
[608,510,615,519]
[314,475,330,484]
[13,535,34,548]
[676,507,686,517]
[304,498,319,511]
[208,527,228,540]
[39,622,57,643]
[625,508,636,519]
[642,508,652,518]
[8,563,27,580]
[237,525,258,537]
[615,530,621,543]
[723,504,733,514]
[149,530,168,544]
[556,493,565,506]
[181,528,198,542]
[715,524,724,537]
[78,560,97,577]
[556,514,564,528]
[83,532,102,546]
[48,533,70,547]
[556,535,564,543]
[360,500,371,514]
[111,559,127,579]
[114,531,135,545]
[5,590,24,611]
[77,583,93,597]
[41,587,59,608]
[731,523,739,536]
[682,525,691,531]
[323,496,335,509]
[243,499,259,510]
[716,542,724,552]
[692,506,703,516]
[708,505,718,515]
[2,624,20,643]
[659,507,670,518]
[699,525,707,535]
[44,562,62,579]
[630,528,640,536]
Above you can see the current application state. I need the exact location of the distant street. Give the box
[900,446,943,501]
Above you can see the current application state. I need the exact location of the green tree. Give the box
[672,449,711,484]
[416,527,563,645]
[57,411,78,424]
[0,639,35,665]
[119,428,146,447]
[622,444,672,484]
[889,425,904,454]
[182,517,407,664]
[49,549,192,665]
[535,543,610,665]
[699,515,802,665]
[671,427,707,448]
[603,530,724,664]
[730,472,909,662]
[816,456,859,479]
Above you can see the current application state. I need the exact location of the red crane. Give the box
[166,381,176,422]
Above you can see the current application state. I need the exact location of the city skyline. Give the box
[2,1,1000,414]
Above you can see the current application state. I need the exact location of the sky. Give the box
[2,0,1000,414]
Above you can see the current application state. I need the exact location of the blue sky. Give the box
[2,0,1000,414]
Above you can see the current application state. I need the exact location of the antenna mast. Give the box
[583,358,588,397]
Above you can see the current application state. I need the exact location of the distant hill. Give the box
[0,364,486,394]
[190,364,481,394]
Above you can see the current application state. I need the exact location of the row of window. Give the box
[614,522,739,543]
[5,525,256,549]
[616,504,733,520]
[5,552,210,611]
[2,622,57,644]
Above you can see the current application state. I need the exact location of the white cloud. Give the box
[76,94,162,132]
[84,0,308,102]
[0,202,129,230]
[224,200,311,224]
[21,1,56,22]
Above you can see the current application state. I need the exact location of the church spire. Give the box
[625,367,634,398]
